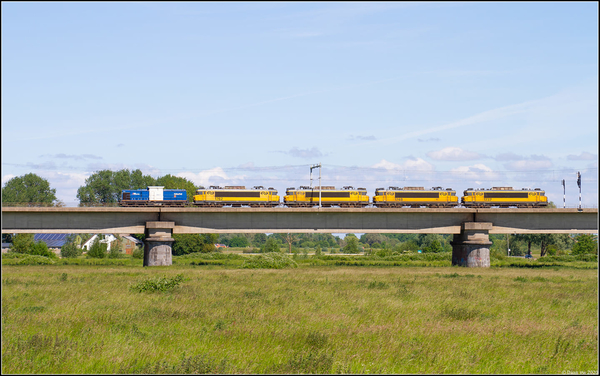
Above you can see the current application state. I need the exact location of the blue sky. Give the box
[2,2,598,207]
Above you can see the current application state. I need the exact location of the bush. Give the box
[241,252,298,269]
[129,274,185,293]
[60,240,81,258]
[132,247,144,259]
[87,238,107,259]
[17,255,55,265]
[571,234,598,255]
[260,238,281,253]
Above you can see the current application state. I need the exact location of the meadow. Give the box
[1,262,598,374]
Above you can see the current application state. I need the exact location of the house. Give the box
[119,235,143,255]
[215,243,228,249]
[81,234,143,254]
[34,233,70,249]
[82,234,117,251]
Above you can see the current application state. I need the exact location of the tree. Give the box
[253,233,267,247]
[571,234,598,255]
[2,173,57,206]
[155,174,198,203]
[172,234,205,256]
[87,237,107,258]
[9,233,34,253]
[229,236,250,248]
[343,234,360,254]
[61,234,82,258]
[261,237,281,253]
[284,233,297,253]
[424,239,443,253]
[76,169,156,205]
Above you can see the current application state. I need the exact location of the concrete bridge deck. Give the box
[2,207,597,234]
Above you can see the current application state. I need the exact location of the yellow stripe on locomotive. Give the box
[372,186,458,207]
[193,185,280,207]
[461,187,548,207]
[284,186,369,207]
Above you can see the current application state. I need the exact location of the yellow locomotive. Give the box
[284,186,369,207]
[372,186,459,207]
[461,187,548,208]
[193,186,280,207]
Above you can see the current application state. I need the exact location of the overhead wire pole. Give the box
[575,172,579,208]
[562,179,566,208]
[310,163,322,208]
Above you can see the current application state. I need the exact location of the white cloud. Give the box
[176,167,246,188]
[450,164,501,183]
[427,147,482,161]
[567,152,598,161]
[2,174,16,185]
[372,158,434,171]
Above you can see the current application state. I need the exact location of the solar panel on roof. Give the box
[34,234,70,248]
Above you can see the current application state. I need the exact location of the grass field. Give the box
[1,263,598,374]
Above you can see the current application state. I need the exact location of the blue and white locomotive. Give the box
[120,186,187,207]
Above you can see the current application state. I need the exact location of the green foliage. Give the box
[108,246,123,259]
[76,169,157,205]
[253,233,267,247]
[260,237,281,253]
[241,252,298,269]
[60,235,82,258]
[571,234,598,255]
[424,239,443,253]
[129,274,185,293]
[172,234,215,256]
[87,238,107,259]
[132,247,144,259]
[2,173,57,206]
[229,236,250,248]
[155,174,198,203]
[8,234,56,259]
[343,234,360,253]
[9,233,34,253]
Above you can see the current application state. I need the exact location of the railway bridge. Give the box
[1,207,597,267]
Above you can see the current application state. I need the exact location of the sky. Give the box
[2,2,598,207]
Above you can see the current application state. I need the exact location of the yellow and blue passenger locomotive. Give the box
[372,186,459,207]
[461,187,548,208]
[284,186,369,207]
[193,186,280,207]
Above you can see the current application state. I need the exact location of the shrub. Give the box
[87,238,107,259]
[129,274,185,293]
[241,252,298,269]
[260,238,281,253]
[60,240,81,258]
[132,247,144,259]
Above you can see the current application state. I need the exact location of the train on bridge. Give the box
[119,185,548,208]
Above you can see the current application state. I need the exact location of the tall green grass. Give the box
[2,265,597,374]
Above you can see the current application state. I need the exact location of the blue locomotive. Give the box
[120,186,187,207]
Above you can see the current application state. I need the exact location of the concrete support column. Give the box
[144,221,175,266]
[451,222,492,267]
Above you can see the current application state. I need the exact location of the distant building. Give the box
[82,234,117,251]
[81,234,143,254]
[34,233,70,249]
[215,243,228,249]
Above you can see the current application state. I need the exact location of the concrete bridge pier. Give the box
[144,221,175,266]
[451,222,493,267]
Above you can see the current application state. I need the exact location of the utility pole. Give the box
[577,172,582,209]
[562,179,566,208]
[310,163,322,208]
